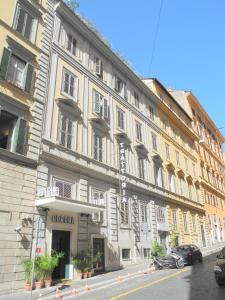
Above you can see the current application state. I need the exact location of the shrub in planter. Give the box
[39,251,64,287]
[22,259,32,291]
[34,256,43,289]
[151,240,164,257]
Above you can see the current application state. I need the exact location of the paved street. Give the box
[72,253,224,300]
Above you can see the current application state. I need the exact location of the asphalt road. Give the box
[72,253,225,300]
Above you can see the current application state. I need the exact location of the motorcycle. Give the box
[152,252,185,270]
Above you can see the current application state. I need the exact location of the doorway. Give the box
[52,230,70,279]
[93,238,105,273]
[159,231,167,254]
[200,224,206,247]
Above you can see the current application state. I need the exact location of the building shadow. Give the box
[182,253,224,300]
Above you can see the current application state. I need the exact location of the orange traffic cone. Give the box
[83,285,90,293]
[38,292,43,300]
[127,272,131,279]
[117,275,123,282]
[137,271,141,277]
[55,288,60,300]
[71,288,78,296]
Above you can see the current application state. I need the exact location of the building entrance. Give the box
[52,230,70,279]
[93,238,105,273]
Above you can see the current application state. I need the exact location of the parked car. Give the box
[171,244,203,265]
[214,247,225,286]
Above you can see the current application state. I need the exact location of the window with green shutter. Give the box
[0,48,34,94]
[0,110,27,155]
[14,4,35,42]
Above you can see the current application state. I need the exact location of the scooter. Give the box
[152,252,185,270]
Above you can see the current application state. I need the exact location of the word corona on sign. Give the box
[119,142,128,203]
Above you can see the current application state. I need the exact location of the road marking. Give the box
[110,268,189,300]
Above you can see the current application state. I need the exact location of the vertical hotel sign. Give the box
[119,142,127,203]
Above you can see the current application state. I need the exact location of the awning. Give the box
[35,196,105,214]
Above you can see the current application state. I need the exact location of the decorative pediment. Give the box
[186,174,193,182]
[165,161,175,171]
[176,168,185,177]
[114,131,131,145]
[135,142,148,156]
[56,98,82,117]
[90,116,110,133]
[152,154,163,164]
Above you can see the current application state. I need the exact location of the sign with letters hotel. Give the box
[119,142,128,203]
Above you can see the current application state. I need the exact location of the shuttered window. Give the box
[136,121,142,141]
[117,107,124,130]
[0,110,27,155]
[121,199,129,225]
[14,4,36,42]
[93,131,103,162]
[58,112,74,149]
[67,33,77,55]
[0,48,34,94]
[62,70,78,99]
[93,90,110,123]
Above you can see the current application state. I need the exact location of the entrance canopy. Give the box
[35,196,105,214]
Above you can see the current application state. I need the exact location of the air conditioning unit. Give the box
[91,212,103,224]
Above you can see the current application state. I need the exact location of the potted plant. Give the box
[93,250,102,269]
[34,256,43,289]
[39,251,64,287]
[73,254,84,280]
[22,258,32,291]
[151,240,164,257]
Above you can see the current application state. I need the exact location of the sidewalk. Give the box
[1,242,224,300]
[0,261,152,300]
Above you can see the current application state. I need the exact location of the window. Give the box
[62,69,78,99]
[94,56,103,77]
[196,188,200,202]
[152,133,157,151]
[141,202,148,223]
[192,163,196,177]
[175,151,180,166]
[122,248,130,260]
[121,199,129,225]
[149,105,154,121]
[188,183,192,200]
[168,172,176,193]
[14,3,37,42]
[138,157,145,180]
[179,177,184,196]
[154,164,163,188]
[93,90,110,122]
[117,107,125,130]
[58,111,74,149]
[183,213,188,232]
[192,215,197,233]
[172,210,177,230]
[184,157,188,172]
[114,75,123,94]
[93,131,103,162]
[7,55,26,89]
[136,121,142,142]
[0,48,34,94]
[67,33,77,55]
[158,93,164,101]
[165,143,170,160]
[173,128,177,139]
[143,248,150,259]
[162,118,167,130]
[92,189,105,206]
[134,92,139,108]
[157,207,165,223]
[0,110,27,155]
[53,179,72,199]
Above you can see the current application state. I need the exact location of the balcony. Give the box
[89,114,110,133]
[35,188,104,214]
[56,98,82,117]
[114,129,131,145]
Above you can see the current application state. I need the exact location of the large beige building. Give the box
[0,0,52,294]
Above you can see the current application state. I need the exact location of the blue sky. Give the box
[77,0,225,136]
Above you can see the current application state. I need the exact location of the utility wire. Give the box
[149,0,164,76]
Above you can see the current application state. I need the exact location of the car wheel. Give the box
[199,255,203,263]
[215,278,224,287]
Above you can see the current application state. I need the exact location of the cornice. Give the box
[201,179,225,199]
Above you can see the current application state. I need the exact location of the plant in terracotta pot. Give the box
[22,258,32,291]
[40,251,64,288]
[73,253,85,280]
[93,250,102,270]
[34,256,43,289]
